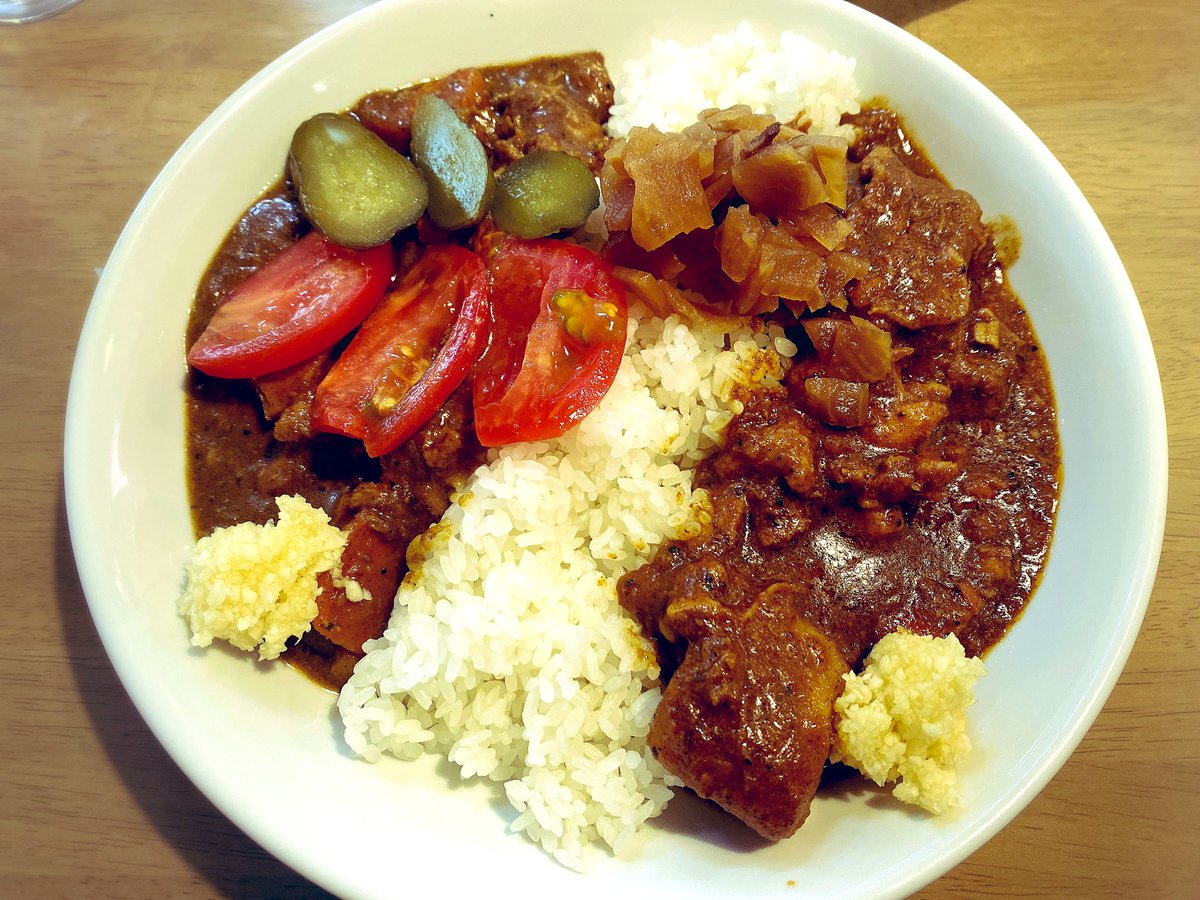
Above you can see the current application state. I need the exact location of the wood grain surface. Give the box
[2,0,1196,896]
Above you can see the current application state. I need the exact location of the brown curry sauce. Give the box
[185,54,617,688]
[613,106,1058,837]
[183,59,1059,832]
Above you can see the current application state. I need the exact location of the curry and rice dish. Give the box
[179,28,1060,866]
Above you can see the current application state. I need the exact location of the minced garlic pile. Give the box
[178,494,347,660]
[832,630,986,815]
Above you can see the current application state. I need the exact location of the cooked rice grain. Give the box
[608,22,861,139]
[338,313,794,868]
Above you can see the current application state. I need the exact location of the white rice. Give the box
[339,313,792,868]
[338,23,861,868]
[608,22,861,139]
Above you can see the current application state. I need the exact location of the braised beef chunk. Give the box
[843,147,985,329]
[313,513,407,653]
[353,67,490,157]
[411,382,482,474]
[306,427,472,667]
[712,401,818,495]
[649,584,848,840]
[352,53,614,174]
[254,351,335,441]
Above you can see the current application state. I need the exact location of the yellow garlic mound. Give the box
[832,630,986,815]
[178,495,346,661]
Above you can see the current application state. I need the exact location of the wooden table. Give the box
[3,0,1196,896]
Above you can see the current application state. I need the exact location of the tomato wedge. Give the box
[472,238,628,446]
[187,232,395,378]
[311,244,488,457]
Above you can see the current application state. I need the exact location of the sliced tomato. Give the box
[472,238,628,446]
[187,231,395,378]
[312,244,488,457]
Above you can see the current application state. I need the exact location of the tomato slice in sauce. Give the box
[187,231,395,378]
[312,244,488,457]
[473,238,628,447]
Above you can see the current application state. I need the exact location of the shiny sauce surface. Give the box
[184,54,617,689]
[620,107,1060,670]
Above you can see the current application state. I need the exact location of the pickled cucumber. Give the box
[289,113,428,249]
[492,150,600,238]
[410,95,494,230]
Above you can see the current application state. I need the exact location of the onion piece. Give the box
[803,316,892,383]
[785,205,853,251]
[804,376,870,427]
[612,266,746,330]
[622,126,716,250]
[733,143,829,219]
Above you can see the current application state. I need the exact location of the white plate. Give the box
[64,1,1167,897]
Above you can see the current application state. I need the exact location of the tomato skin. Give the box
[187,232,394,378]
[311,244,488,457]
[473,238,628,447]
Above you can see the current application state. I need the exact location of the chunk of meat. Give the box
[746,481,811,549]
[335,443,451,537]
[619,485,752,677]
[862,380,950,450]
[843,147,985,329]
[649,583,848,840]
[949,349,1014,418]
[712,394,817,494]
[309,420,470,656]
[412,382,481,475]
[353,67,490,156]
[826,445,962,508]
[313,514,405,653]
[490,54,613,172]
[352,53,613,173]
[254,351,334,441]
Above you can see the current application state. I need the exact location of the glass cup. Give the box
[0,0,82,24]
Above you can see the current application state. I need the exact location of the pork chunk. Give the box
[649,583,848,840]
[843,148,985,329]
[352,53,613,174]
[712,394,818,495]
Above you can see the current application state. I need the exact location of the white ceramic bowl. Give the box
[64,1,1167,897]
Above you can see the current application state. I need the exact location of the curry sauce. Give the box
[183,69,1058,789]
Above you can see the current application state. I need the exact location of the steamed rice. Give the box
[339,314,792,869]
[607,22,861,139]
[338,24,864,868]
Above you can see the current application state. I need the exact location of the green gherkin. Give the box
[492,150,600,238]
[289,112,428,249]
[410,95,495,231]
